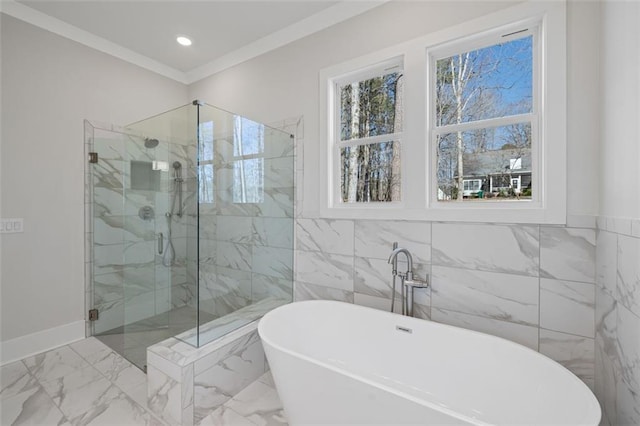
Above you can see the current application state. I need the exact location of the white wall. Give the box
[0,15,188,345]
[599,0,640,219]
[190,0,600,220]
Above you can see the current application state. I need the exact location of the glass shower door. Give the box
[121,133,171,369]
[88,122,170,371]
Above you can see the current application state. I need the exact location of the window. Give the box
[431,28,536,203]
[334,59,403,204]
[198,121,214,204]
[232,116,264,203]
[317,1,566,223]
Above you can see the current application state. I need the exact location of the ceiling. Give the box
[2,0,386,84]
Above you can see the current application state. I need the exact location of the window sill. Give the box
[319,202,565,224]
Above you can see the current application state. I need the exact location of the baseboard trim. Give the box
[0,321,86,365]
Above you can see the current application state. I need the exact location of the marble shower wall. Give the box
[197,118,297,321]
[86,122,195,334]
[594,217,640,426]
[294,217,598,388]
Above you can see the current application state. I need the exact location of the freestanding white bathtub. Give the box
[259,300,601,425]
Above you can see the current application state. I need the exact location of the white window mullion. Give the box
[432,113,535,136]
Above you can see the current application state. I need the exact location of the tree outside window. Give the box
[337,65,403,203]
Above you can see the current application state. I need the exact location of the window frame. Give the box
[331,57,404,206]
[427,24,540,208]
[316,1,566,224]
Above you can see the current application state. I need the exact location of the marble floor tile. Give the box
[0,361,39,401]
[1,385,68,426]
[225,380,288,426]
[23,346,92,383]
[199,405,255,426]
[69,337,114,365]
[257,372,275,388]
[71,389,162,426]
[1,338,285,426]
[40,365,114,420]
[93,351,147,392]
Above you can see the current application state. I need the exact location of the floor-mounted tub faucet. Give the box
[388,244,429,317]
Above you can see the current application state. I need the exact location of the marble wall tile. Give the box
[539,329,595,389]
[431,266,539,327]
[295,250,353,291]
[431,308,539,350]
[354,257,400,300]
[216,242,252,272]
[616,305,640,399]
[265,157,294,189]
[253,218,293,249]
[192,331,261,376]
[213,267,252,299]
[182,364,195,426]
[93,244,126,273]
[124,290,157,325]
[198,238,217,266]
[193,340,265,424]
[355,220,430,263]
[215,190,258,216]
[217,216,253,244]
[92,299,124,334]
[251,273,292,302]
[595,341,618,426]
[597,230,618,295]
[264,130,294,159]
[595,287,618,360]
[296,219,354,255]
[148,365,183,425]
[353,292,399,314]
[540,279,595,338]
[616,235,640,318]
[252,246,293,281]
[294,281,354,303]
[93,273,124,305]
[256,187,294,218]
[540,227,596,283]
[616,378,640,426]
[432,223,539,276]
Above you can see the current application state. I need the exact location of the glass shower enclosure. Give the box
[84,101,294,370]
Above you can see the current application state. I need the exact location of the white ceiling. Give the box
[1,0,386,84]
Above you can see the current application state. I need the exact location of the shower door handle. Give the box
[158,233,163,255]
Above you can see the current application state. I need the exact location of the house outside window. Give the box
[318,1,566,223]
[431,27,536,203]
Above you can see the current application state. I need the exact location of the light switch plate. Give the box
[0,218,24,233]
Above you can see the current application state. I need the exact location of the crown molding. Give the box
[185,1,390,84]
[1,0,389,86]
[0,0,189,83]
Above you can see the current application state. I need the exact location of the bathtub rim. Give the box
[259,300,601,426]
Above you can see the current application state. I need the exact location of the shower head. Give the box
[173,161,182,169]
[144,138,159,148]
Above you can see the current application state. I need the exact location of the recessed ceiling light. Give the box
[176,36,192,46]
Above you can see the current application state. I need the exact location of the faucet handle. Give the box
[403,277,429,289]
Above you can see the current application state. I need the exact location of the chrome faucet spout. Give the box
[388,247,413,281]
